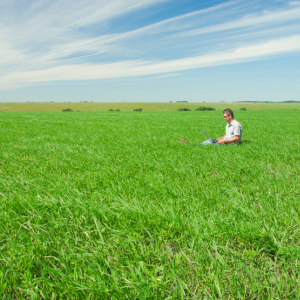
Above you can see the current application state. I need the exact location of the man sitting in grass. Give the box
[180,108,242,145]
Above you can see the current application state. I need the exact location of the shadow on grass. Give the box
[240,140,252,144]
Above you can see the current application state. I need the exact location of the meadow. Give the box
[0,101,300,112]
[0,109,299,299]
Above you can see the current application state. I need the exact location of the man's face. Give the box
[223,114,231,122]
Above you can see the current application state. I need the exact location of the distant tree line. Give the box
[177,107,216,111]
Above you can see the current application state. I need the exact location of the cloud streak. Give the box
[1,0,300,91]
[179,6,300,37]
[2,35,300,90]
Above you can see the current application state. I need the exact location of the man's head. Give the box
[222,108,234,122]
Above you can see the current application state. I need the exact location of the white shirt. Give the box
[225,119,242,142]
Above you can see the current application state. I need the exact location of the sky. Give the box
[0,0,300,102]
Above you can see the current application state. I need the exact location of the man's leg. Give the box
[180,139,219,145]
[201,140,219,145]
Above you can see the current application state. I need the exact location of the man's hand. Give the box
[216,136,224,143]
[218,135,240,144]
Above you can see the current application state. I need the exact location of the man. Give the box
[180,108,242,145]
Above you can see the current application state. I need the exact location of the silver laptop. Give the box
[202,130,218,143]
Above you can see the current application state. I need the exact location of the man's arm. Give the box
[217,135,240,144]
[216,135,225,141]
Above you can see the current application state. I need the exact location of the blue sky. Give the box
[1,0,300,102]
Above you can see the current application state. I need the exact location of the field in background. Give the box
[0,101,300,112]
[0,110,300,299]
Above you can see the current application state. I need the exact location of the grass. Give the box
[0,101,300,112]
[0,110,299,299]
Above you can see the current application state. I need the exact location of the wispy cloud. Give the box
[1,0,300,91]
[178,6,300,37]
[2,35,300,91]
[0,0,166,72]
[0,41,24,65]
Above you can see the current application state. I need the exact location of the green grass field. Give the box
[0,101,300,112]
[0,110,299,299]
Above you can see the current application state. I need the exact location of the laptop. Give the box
[202,130,218,143]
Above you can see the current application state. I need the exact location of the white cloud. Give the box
[0,0,167,70]
[0,0,166,51]
[179,6,300,37]
[22,0,300,66]
[0,41,24,65]
[1,0,300,92]
[1,35,300,90]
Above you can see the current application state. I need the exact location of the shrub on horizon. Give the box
[177,108,191,111]
[195,107,215,111]
[240,108,247,111]
[62,108,73,112]
[108,109,114,111]
[134,108,142,111]
[115,109,121,111]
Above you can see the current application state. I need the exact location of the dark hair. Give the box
[223,108,234,118]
